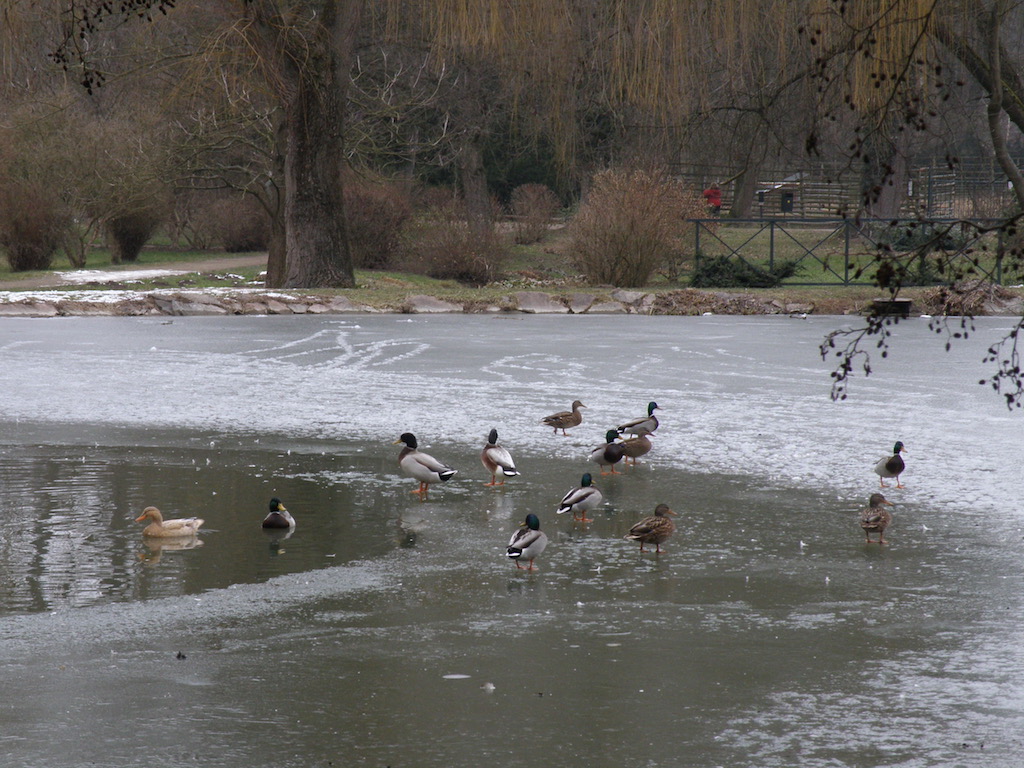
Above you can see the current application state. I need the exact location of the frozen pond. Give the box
[1,314,1023,767]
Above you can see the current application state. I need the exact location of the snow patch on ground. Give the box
[57,268,194,284]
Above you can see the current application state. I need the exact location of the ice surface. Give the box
[0,314,1019,518]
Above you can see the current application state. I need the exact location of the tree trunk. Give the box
[245,0,362,289]
[728,164,760,218]
[282,73,352,288]
[264,114,288,288]
[459,137,492,236]
[861,121,910,219]
[983,2,1024,212]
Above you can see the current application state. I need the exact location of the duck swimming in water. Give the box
[262,497,295,529]
[135,506,204,538]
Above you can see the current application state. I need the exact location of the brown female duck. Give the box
[625,504,676,553]
[541,400,586,435]
[860,493,894,544]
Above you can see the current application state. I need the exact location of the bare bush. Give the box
[345,174,413,269]
[169,191,214,250]
[0,182,70,271]
[106,205,163,263]
[568,168,699,287]
[510,183,560,244]
[403,198,509,286]
[208,196,270,252]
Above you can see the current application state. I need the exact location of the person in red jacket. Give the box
[702,184,722,215]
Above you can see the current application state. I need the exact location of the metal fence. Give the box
[688,218,1011,286]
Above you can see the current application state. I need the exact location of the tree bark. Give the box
[983,2,1024,212]
[459,137,492,236]
[264,113,288,288]
[245,0,362,289]
[728,164,759,218]
[281,0,361,288]
[861,119,910,219]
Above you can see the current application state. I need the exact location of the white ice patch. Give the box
[0,314,1020,520]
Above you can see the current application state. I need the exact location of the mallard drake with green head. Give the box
[625,503,676,553]
[556,473,603,523]
[507,513,548,570]
[590,429,626,475]
[541,400,586,435]
[262,497,295,529]
[617,401,660,436]
[620,432,652,466]
[394,432,458,497]
[135,506,204,538]
[860,493,895,544]
[481,428,520,486]
[874,441,906,488]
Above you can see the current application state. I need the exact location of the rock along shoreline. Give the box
[0,287,826,318]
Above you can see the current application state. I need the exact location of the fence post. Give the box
[997,225,1003,285]
[844,220,851,285]
[769,220,775,272]
[694,220,702,273]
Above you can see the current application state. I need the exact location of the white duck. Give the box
[135,506,204,538]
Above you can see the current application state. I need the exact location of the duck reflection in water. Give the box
[138,536,204,564]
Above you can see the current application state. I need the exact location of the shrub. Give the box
[207,196,270,252]
[510,183,560,244]
[106,205,163,263]
[879,221,973,253]
[568,168,697,287]
[345,174,413,269]
[0,182,69,271]
[690,255,800,288]
[402,198,509,286]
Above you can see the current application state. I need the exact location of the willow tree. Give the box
[806,0,1024,407]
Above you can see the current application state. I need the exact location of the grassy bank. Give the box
[1,230,1021,318]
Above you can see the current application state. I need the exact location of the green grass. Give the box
[688,220,1013,286]
[3,222,1019,310]
[0,247,266,287]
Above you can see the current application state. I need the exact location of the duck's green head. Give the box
[524,513,541,530]
[270,497,285,511]
[395,432,418,449]
[580,473,594,487]
[487,428,499,445]
[648,401,660,415]
[893,441,905,454]
[605,429,620,443]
